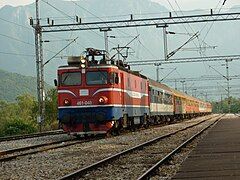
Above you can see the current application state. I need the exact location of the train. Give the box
[56,48,212,135]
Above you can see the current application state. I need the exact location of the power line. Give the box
[172,0,200,51]
[0,16,78,45]
[0,51,69,59]
[127,55,240,66]
[70,0,141,50]
[41,0,74,20]
[163,75,240,83]
[0,16,72,55]
[44,37,78,66]
[0,17,32,30]
[41,0,115,46]
[0,51,35,57]
[0,33,34,46]
[40,11,240,32]
[200,0,225,45]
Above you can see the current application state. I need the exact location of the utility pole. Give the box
[226,59,231,113]
[100,28,111,56]
[163,25,168,61]
[154,63,161,82]
[180,80,185,92]
[175,79,177,90]
[33,0,45,132]
[220,94,223,113]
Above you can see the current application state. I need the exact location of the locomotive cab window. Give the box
[60,72,81,86]
[86,71,108,85]
[109,72,119,84]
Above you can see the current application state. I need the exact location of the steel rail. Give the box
[137,114,224,180]
[0,130,65,142]
[0,137,101,162]
[59,115,220,180]
[234,114,240,117]
[0,138,75,156]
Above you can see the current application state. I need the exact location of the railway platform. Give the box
[172,115,240,180]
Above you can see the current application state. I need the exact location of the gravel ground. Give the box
[150,124,214,180]
[82,117,218,179]
[0,114,218,179]
[0,134,74,151]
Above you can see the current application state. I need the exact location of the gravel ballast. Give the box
[0,115,219,179]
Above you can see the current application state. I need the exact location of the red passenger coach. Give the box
[57,48,149,135]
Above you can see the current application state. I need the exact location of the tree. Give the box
[0,95,38,136]
[15,94,38,123]
[212,97,240,113]
[45,88,58,129]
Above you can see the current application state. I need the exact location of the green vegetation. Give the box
[0,69,52,102]
[212,97,240,113]
[0,89,58,137]
[0,69,57,136]
[0,69,38,102]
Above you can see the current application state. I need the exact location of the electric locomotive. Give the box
[56,48,212,135]
[56,48,149,135]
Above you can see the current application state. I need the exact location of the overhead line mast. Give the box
[32,0,45,132]
[40,11,240,32]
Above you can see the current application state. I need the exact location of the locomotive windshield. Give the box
[61,72,81,86]
[86,71,108,85]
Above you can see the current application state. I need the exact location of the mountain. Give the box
[0,0,167,83]
[0,69,52,102]
[0,0,240,97]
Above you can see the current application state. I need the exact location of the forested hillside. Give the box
[0,69,52,102]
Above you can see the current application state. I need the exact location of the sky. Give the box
[152,0,239,10]
[0,0,239,10]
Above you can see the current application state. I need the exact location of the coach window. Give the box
[86,71,108,85]
[164,93,172,104]
[159,91,163,104]
[61,72,81,86]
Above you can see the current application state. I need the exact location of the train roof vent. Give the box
[67,56,83,65]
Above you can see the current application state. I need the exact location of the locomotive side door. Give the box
[120,72,129,128]
[120,73,125,106]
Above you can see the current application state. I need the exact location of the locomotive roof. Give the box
[58,64,148,79]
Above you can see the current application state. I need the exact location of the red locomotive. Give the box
[56,48,212,135]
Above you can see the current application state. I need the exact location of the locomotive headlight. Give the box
[80,59,86,63]
[80,64,86,68]
[98,96,108,104]
[63,99,71,106]
[80,58,87,68]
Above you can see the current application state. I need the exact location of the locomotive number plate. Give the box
[77,101,92,106]
[80,89,89,96]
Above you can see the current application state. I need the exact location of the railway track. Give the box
[235,113,240,117]
[137,115,223,180]
[59,114,223,180]
[0,116,208,163]
[0,130,65,142]
[0,137,101,162]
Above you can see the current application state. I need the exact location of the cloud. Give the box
[0,0,34,8]
[151,0,240,11]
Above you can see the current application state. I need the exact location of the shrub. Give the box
[1,118,37,136]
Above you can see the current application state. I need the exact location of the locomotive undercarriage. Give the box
[59,107,211,136]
